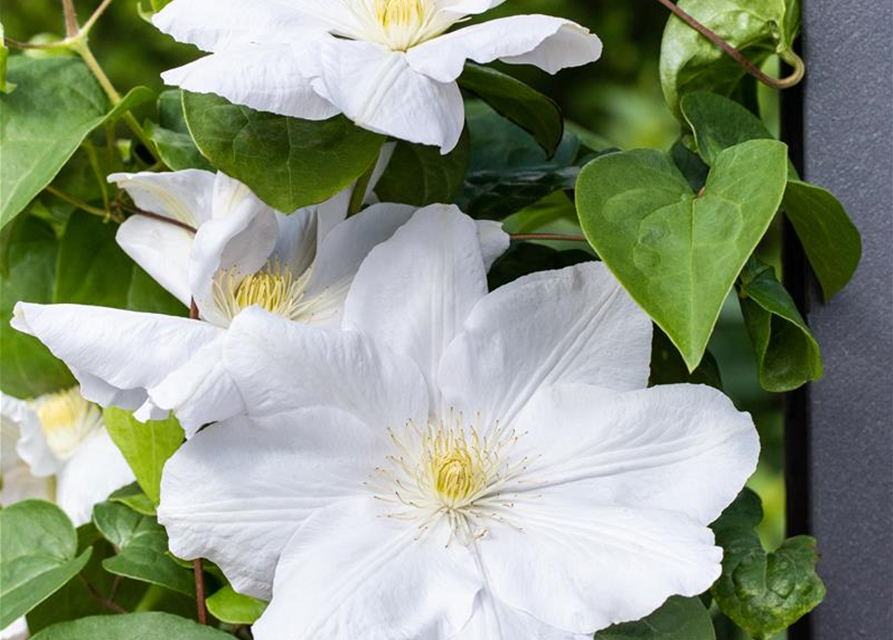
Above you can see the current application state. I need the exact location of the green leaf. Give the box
[595,596,716,640]
[738,257,822,391]
[670,140,709,192]
[0,501,93,628]
[0,23,15,94]
[108,483,157,516]
[30,612,233,639]
[576,139,788,370]
[488,243,594,291]
[182,91,384,212]
[458,101,582,220]
[0,215,75,397]
[0,57,111,228]
[680,92,773,167]
[458,62,564,157]
[711,489,826,639]
[649,326,723,389]
[102,408,184,506]
[106,86,155,123]
[660,0,801,117]
[146,90,213,172]
[92,502,194,596]
[205,585,267,625]
[375,133,470,207]
[783,181,861,300]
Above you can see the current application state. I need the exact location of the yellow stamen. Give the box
[375,0,423,28]
[212,258,313,323]
[34,387,103,460]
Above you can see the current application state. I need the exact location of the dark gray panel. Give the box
[795,0,893,638]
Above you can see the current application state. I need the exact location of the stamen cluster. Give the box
[35,387,103,460]
[212,259,314,324]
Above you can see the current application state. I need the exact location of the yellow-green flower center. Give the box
[35,387,103,460]
[213,259,313,324]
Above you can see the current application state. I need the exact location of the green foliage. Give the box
[595,596,716,639]
[0,501,92,628]
[458,63,564,157]
[182,91,385,212]
[738,257,822,391]
[108,483,157,516]
[92,502,195,596]
[0,57,109,228]
[488,243,593,291]
[375,132,470,207]
[649,327,723,389]
[577,139,788,370]
[29,612,233,639]
[0,23,14,94]
[146,90,213,172]
[681,91,773,167]
[711,489,826,639]
[660,0,801,117]
[205,585,267,625]
[102,408,184,506]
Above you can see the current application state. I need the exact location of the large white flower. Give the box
[157,206,759,639]
[1,388,134,527]
[153,0,603,152]
[12,176,498,437]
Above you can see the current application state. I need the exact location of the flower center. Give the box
[375,0,423,28]
[35,387,103,460]
[373,416,530,544]
[212,259,314,324]
[365,0,441,50]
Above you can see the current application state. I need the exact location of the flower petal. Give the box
[479,501,721,634]
[109,170,216,228]
[513,383,760,525]
[162,44,339,121]
[116,216,194,307]
[56,430,135,526]
[5,393,59,477]
[158,408,388,599]
[454,590,589,640]
[301,39,464,152]
[407,16,602,83]
[224,308,428,429]
[11,303,222,413]
[475,220,510,271]
[438,262,652,428]
[343,205,488,411]
[253,497,481,640]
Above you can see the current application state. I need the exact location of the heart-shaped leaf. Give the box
[738,257,822,391]
[577,139,788,370]
[30,612,233,640]
[92,502,195,596]
[146,90,213,172]
[680,92,773,167]
[205,585,267,625]
[182,91,384,212]
[711,489,826,639]
[660,0,801,118]
[103,408,184,506]
[595,596,715,640]
[1,501,93,628]
[458,63,564,157]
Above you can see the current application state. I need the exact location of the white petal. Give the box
[475,220,510,271]
[438,262,652,427]
[153,0,334,51]
[1,617,29,640]
[271,209,319,277]
[162,45,339,121]
[109,170,216,228]
[56,430,135,527]
[513,383,760,525]
[343,205,488,411]
[439,0,508,17]
[305,202,416,303]
[407,16,602,83]
[301,40,465,152]
[0,464,54,507]
[223,308,428,429]
[454,590,590,640]
[158,408,387,599]
[478,501,721,634]
[12,303,222,413]
[6,393,59,477]
[116,216,194,307]
[253,498,481,640]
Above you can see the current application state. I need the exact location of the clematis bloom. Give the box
[157,206,759,639]
[153,0,603,152]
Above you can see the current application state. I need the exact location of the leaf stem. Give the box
[510,233,587,242]
[127,208,198,234]
[61,0,79,38]
[193,558,208,624]
[80,0,117,35]
[46,185,123,222]
[652,0,805,90]
[79,575,127,614]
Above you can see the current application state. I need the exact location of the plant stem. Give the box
[61,0,79,37]
[80,0,117,35]
[510,233,587,242]
[652,0,805,90]
[193,559,208,624]
[79,575,127,614]
[129,209,198,234]
[46,185,123,222]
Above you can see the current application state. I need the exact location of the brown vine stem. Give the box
[652,0,805,90]
[193,559,208,624]
[129,209,198,234]
[61,0,79,37]
[46,185,124,222]
[79,575,127,614]
[511,233,587,243]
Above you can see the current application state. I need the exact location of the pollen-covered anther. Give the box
[375,0,423,28]
[212,259,315,324]
[34,387,103,460]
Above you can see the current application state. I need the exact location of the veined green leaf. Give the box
[30,612,233,639]
[595,596,715,640]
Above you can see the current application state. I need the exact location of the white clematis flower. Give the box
[153,0,603,152]
[157,206,759,639]
[1,388,134,526]
[12,175,496,437]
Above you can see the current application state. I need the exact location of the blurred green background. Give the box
[1,1,787,638]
